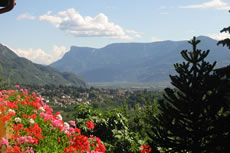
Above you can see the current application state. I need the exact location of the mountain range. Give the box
[51,36,230,84]
[0,44,86,87]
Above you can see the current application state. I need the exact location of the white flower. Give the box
[39,107,45,112]
[0,111,2,115]
[64,129,69,134]
[15,117,21,123]
[63,122,70,134]
[8,109,15,113]
[29,118,35,124]
[56,114,62,120]
[64,122,70,129]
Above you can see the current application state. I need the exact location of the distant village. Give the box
[25,86,135,109]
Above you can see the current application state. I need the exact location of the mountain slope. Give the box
[0,44,86,87]
[50,36,230,83]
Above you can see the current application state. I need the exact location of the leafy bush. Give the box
[73,104,150,153]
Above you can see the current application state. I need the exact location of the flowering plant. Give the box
[140,145,151,153]
[0,86,106,153]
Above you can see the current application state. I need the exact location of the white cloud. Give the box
[179,0,230,10]
[52,45,68,61]
[126,30,142,38]
[208,32,230,40]
[39,8,139,40]
[17,13,36,20]
[10,45,68,65]
[152,36,162,42]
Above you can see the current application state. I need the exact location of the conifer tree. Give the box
[217,10,230,49]
[216,10,230,78]
[149,37,229,153]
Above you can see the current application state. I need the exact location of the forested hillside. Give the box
[0,44,86,87]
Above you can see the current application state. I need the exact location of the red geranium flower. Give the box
[13,124,24,131]
[86,121,94,130]
[141,145,151,153]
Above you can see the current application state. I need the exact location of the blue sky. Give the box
[0,0,230,65]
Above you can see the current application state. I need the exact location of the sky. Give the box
[0,0,230,65]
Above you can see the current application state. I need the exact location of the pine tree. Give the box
[148,37,229,153]
[217,10,230,49]
[216,10,230,77]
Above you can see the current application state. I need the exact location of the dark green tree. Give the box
[217,26,230,49]
[216,10,230,78]
[148,37,230,153]
[217,10,230,49]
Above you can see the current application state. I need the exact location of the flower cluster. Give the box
[140,145,151,153]
[0,86,106,153]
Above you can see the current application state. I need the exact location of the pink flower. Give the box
[15,85,20,88]
[0,137,9,147]
[40,112,53,121]
[69,120,76,127]
[16,136,35,145]
[52,119,63,128]
[69,127,75,135]
[24,89,28,95]
[23,147,34,153]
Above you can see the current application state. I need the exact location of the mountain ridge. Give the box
[50,36,230,83]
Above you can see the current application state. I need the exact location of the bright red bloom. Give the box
[140,145,151,153]
[13,124,23,131]
[44,105,53,113]
[7,145,22,153]
[7,101,18,109]
[8,111,16,116]
[86,121,94,129]
[23,113,37,119]
[95,137,106,152]
[75,128,81,134]
[2,115,11,122]
[11,133,21,140]
[25,123,44,140]
[64,135,90,152]
[31,113,37,119]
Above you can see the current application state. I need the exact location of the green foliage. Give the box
[134,93,162,153]
[73,104,145,153]
[147,37,230,153]
[0,64,10,90]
